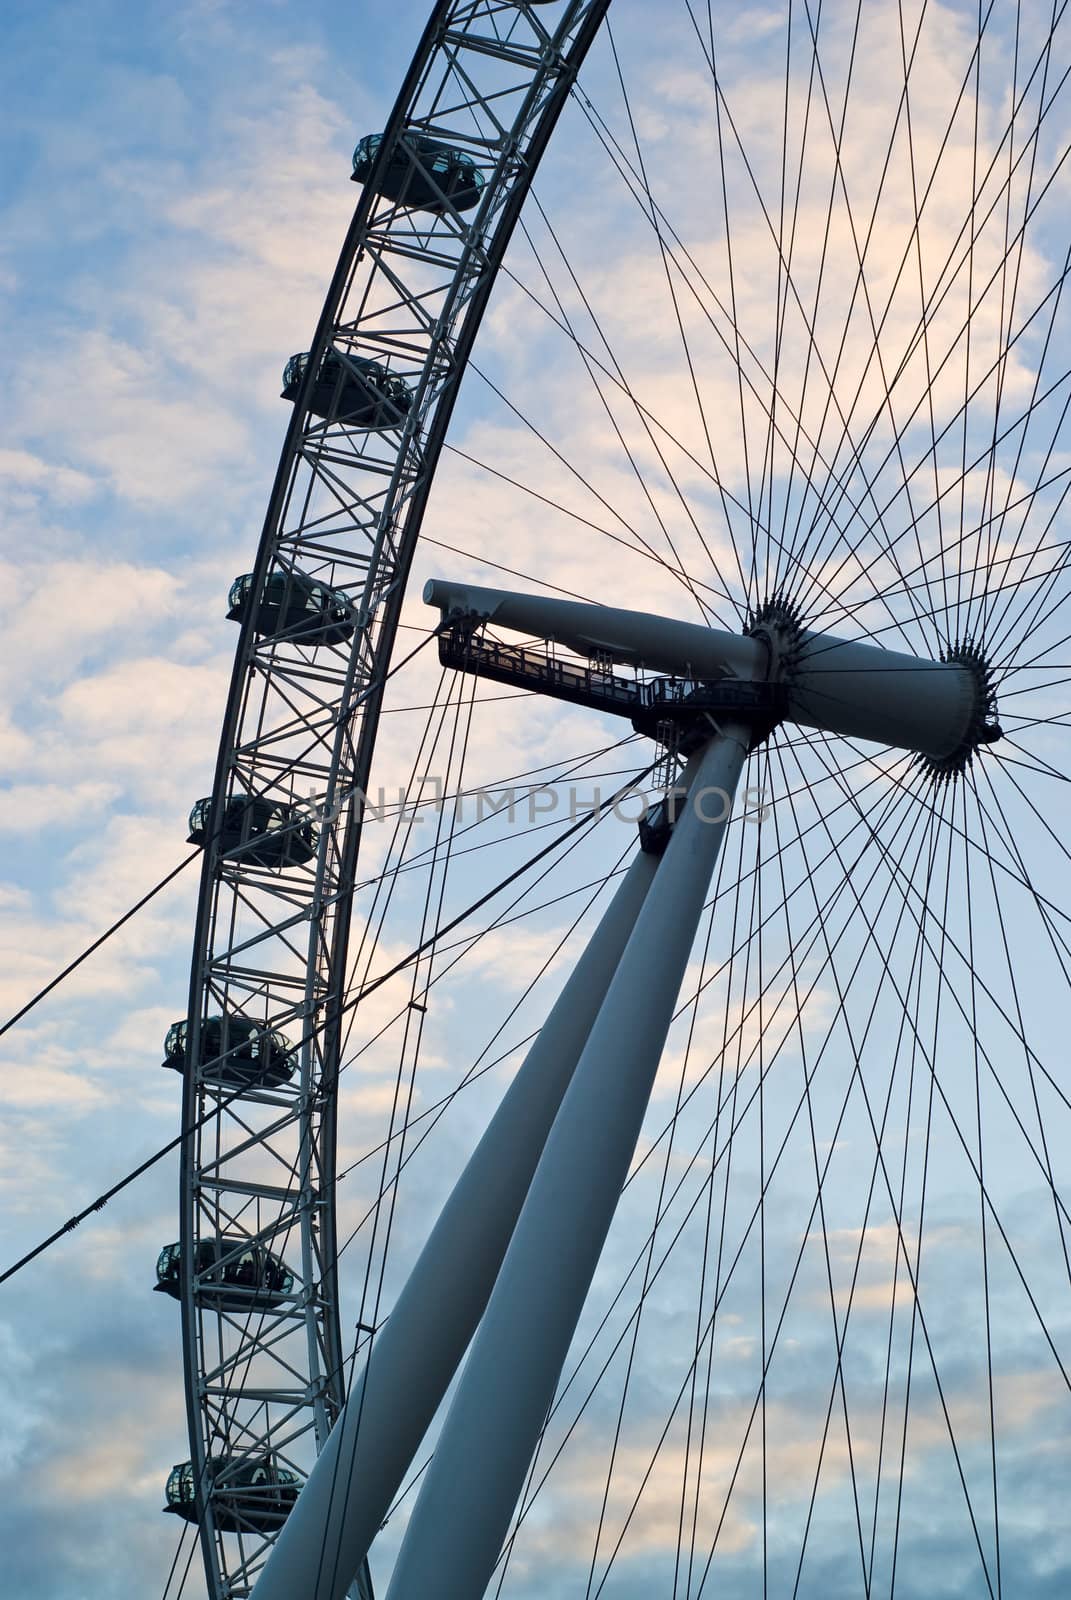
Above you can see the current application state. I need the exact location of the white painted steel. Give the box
[250,850,660,1600]
[422,579,977,760]
[788,631,974,757]
[384,730,750,1600]
[423,578,766,679]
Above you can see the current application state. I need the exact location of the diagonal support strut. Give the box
[383,730,750,1600]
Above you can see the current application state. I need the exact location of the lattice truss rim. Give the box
[173,4,611,1596]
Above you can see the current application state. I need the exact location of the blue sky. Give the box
[3,2,1071,1598]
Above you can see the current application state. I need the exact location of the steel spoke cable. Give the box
[333,841,638,1250]
[472,243,910,634]
[973,0,1063,639]
[812,785,941,1597]
[842,787,939,1589]
[757,753,771,1594]
[164,1521,199,1600]
[896,0,954,639]
[767,743,916,1597]
[804,504,1071,631]
[598,0,1062,636]
[968,756,1071,968]
[505,138,972,663]
[0,759,662,1289]
[975,361,1071,661]
[692,731,758,1594]
[615,747,925,1194]
[344,660,456,1008]
[960,775,1005,1595]
[769,0,936,597]
[566,76,926,622]
[693,736,768,1594]
[593,775,946,1595]
[979,744,1071,873]
[581,800,729,1600]
[496,131,1062,656]
[495,756,929,1581]
[768,745,1062,1587]
[518,787,934,1587]
[339,755,874,1274]
[692,9,761,605]
[771,738,941,1596]
[792,250,1071,634]
[969,767,1071,1290]
[22,16,1071,1578]
[335,642,636,1054]
[320,644,481,1600]
[304,732,1069,1305]
[972,751,1071,989]
[0,850,200,1042]
[955,0,986,629]
[786,326,1071,660]
[793,425,1071,652]
[779,0,941,648]
[352,661,474,1337]
[337,726,647,1058]
[853,766,1071,1114]
[159,1521,193,1600]
[783,0,1060,593]
[685,0,913,613]
[750,0,818,585]
[775,750,999,1597]
[810,545,1070,639]
[991,560,1071,683]
[604,16,753,612]
[332,741,908,1232]
[966,0,1023,633]
[518,183,738,622]
[468,358,720,615]
[755,0,809,601]
[178,620,448,916]
[985,476,1071,665]
[866,875,932,1593]
[785,47,1071,622]
[442,438,742,614]
[685,0,958,647]
[894,763,967,1595]
[801,748,1071,1378]
[515,204,719,629]
[672,850,731,1599]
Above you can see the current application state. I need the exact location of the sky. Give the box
[3,2,1071,1598]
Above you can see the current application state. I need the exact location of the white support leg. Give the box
[250,848,662,1600]
[384,728,750,1600]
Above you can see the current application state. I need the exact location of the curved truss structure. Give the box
[175,4,612,1594]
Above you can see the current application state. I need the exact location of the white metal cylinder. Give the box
[423,577,765,679]
[384,729,750,1600]
[423,579,977,760]
[249,850,660,1600]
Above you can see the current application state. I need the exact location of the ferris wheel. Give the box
[156,2,1071,1596]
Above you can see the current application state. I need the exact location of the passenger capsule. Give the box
[228,569,355,645]
[281,348,412,429]
[154,1236,294,1310]
[163,1455,301,1533]
[187,794,318,868]
[162,1015,297,1088]
[351,132,484,213]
